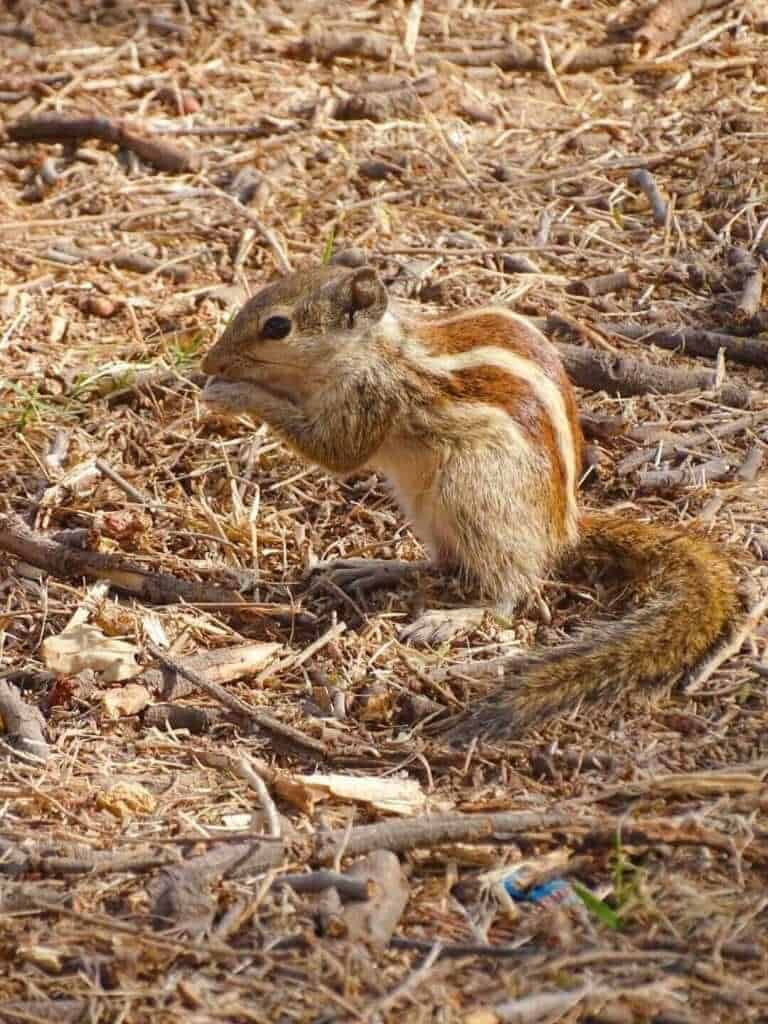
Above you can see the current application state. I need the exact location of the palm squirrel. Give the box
[200,264,738,742]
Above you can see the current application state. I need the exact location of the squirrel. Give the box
[200,263,738,742]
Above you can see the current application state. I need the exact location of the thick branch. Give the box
[0,513,243,606]
[554,340,751,408]
[605,322,768,370]
[8,113,197,173]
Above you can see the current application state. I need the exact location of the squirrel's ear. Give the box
[342,267,388,322]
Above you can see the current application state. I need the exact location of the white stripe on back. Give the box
[405,309,578,527]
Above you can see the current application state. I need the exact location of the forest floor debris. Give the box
[0,1,767,1021]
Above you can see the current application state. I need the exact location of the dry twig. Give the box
[8,113,197,173]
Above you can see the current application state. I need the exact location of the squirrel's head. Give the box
[201,264,390,391]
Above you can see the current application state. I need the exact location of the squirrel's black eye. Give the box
[260,315,292,340]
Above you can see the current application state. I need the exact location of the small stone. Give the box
[502,254,540,274]
[329,247,368,268]
[80,295,118,318]
[357,159,403,180]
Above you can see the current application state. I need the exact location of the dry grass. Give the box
[1,1,767,1021]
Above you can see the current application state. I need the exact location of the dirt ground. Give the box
[1,2,767,1022]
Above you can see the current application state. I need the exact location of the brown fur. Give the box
[201,263,739,744]
[440,513,739,741]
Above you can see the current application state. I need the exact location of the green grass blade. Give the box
[571,882,621,930]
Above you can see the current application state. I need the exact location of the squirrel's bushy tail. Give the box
[439,513,738,743]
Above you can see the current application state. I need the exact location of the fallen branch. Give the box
[274,870,371,902]
[235,755,281,838]
[391,936,534,960]
[579,412,627,441]
[94,457,155,506]
[96,247,193,282]
[155,116,299,138]
[148,806,580,924]
[311,809,575,864]
[0,837,171,878]
[290,31,391,62]
[332,88,422,122]
[8,113,197,174]
[443,43,541,72]
[142,702,225,733]
[566,270,638,298]
[552,339,751,408]
[47,241,193,282]
[0,513,244,606]
[617,412,763,476]
[557,44,633,73]
[604,321,768,370]
[636,456,734,492]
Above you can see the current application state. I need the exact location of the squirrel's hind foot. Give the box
[400,607,486,646]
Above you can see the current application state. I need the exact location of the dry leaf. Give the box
[300,773,426,815]
[96,779,156,820]
[41,622,140,681]
[358,687,396,723]
[18,946,64,973]
[101,683,151,720]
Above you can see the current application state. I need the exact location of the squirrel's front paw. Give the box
[308,557,414,599]
[200,379,254,415]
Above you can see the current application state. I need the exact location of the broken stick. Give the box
[0,512,243,606]
[628,168,668,226]
[8,113,197,174]
[636,456,733,493]
[139,642,282,699]
[553,339,751,408]
[148,805,580,927]
[290,31,391,63]
[617,412,763,476]
[604,322,768,370]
